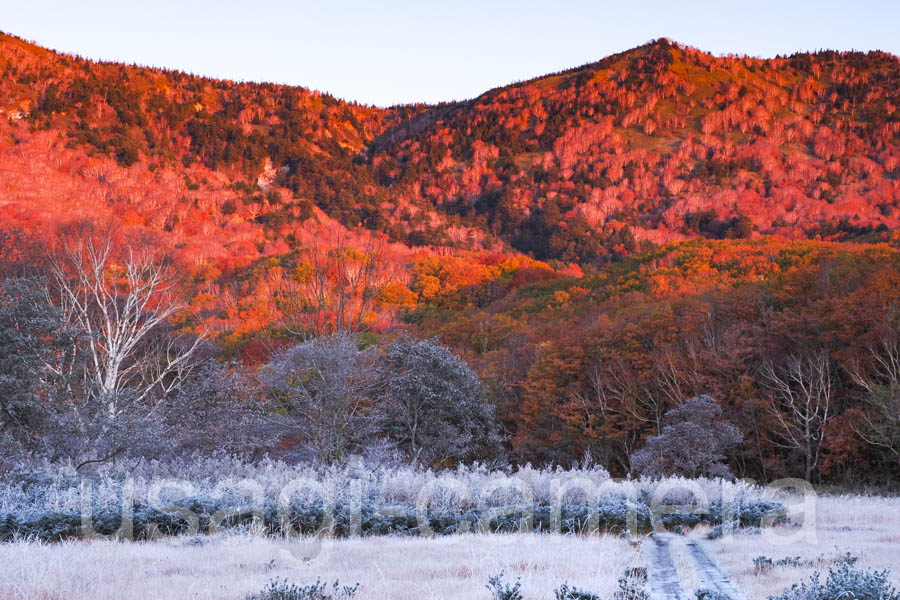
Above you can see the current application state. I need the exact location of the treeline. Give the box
[410,238,900,484]
[0,227,502,472]
[2,224,899,483]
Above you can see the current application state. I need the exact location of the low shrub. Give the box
[754,552,859,574]
[555,582,601,599]
[835,552,860,567]
[695,590,730,600]
[246,578,358,600]
[486,571,523,600]
[0,495,785,541]
[0,461,783,542]
[768,564,899,600]
[754,555,775,574]
[614,567,649,600]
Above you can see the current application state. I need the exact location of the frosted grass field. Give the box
[0,532,643,600]
[0,458,897,599]
[705,494,900,600]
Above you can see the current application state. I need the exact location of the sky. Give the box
[5,0,899,107]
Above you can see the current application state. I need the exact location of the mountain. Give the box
[3,33,899,259]
[369,39,900,260]
[1,33,899,333]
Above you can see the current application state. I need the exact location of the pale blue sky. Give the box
[5,0,898,107]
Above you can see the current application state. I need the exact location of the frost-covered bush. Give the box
[486,571,523,600]
[768,564,899,600]
[0,457,781,542]
[555,581,601,599]
[630,396,742,479]
[614,567,649,600]
[246,579,358,600]
[695,590,730,600]
[754,555,775,574]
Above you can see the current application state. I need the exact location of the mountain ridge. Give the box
[1,32,899,311]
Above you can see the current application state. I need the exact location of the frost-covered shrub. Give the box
[835,552,860,567]
[555,581,601,599]
[630,396,742,479]
[754,555,775,574]
[695,590,730,600]
[614,567,649,600]
[768,564,899,600]
[0,458,781,541]
[754,552,855,575]
[246,578,358,600]
[486,571,523,600]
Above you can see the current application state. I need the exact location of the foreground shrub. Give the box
[754,555,775,574]
[486,571,523,600]
[555,582,601,599]
[695,590,729,600]
[614,567,649,600]
[246,578,358,600]
[768,564,899,600]
[0,494,785,542]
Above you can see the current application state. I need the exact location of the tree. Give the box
[46,236,204,470]
[630,395,742,478]
[0,277,73,446]
[260,333,382,464]
[52,236,204,415]
[276,232,395,340]
[761,350,835,480]
[165,360,273,457]
[382,338,503,467]
[848,330,900,459]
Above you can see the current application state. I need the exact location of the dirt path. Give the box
[646,534,744,600]
[647,534,686,600]
[684,538,745,600]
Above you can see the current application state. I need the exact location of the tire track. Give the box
[685,538,745,600]
[647,533,686,600]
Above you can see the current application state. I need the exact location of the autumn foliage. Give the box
[1,32,899,481]
[411,239,900,481]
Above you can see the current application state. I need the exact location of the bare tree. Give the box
[760,349,835,480]
[574,360,649,472]
[51,237,203,416]
[848,330,900,458]
[276,232,396,340]
[586,357,667,435]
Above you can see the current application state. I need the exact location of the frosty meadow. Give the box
[2,458,899,600]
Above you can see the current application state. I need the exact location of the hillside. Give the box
[371,39,900,260]
[2,34,899,263]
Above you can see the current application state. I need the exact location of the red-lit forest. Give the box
[1,32,899,482]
